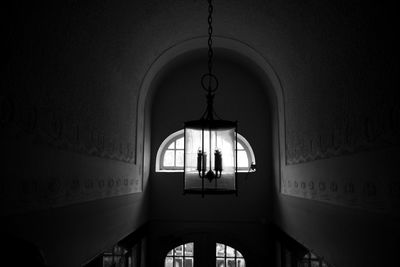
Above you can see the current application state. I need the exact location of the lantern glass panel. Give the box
[184,125,236,192]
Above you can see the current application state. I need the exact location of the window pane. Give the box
[236,250,243,258]
[176,150,184,167]
[237,151,248,168]
[167,249,173,256]
[175,245,183,256]
[176,137,184,149]
[216,243,225,257]
[174,257,183,267]
[185,243,194,256]
[216,258,225,267]
[237,142,244,149]
[164,150,175,167]
[165,257,173,267]
[168,142,175,149]
[236,259,245,267]
[311,262,320,267]
[226,246,235,257]
[184,257,193,267]
[227,259,236,267]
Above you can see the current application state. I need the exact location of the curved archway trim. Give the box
[136,36,286,186]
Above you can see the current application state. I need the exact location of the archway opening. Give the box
[141,37,284,267]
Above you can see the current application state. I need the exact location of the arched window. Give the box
[216,243,246,267]
[165,242,194,267]
[156,130,255,172]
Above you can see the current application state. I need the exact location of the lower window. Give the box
[164,242,246,267]
[216,243,246,267]
[165,242,194,267]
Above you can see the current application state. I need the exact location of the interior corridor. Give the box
[2,1,399,266]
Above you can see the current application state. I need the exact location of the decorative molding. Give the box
[280,76,399,213]
[0,94,136,163]
[285,92,400,165]
[0,174,141,215]
[281,175,400,213]
[0,91,142,213]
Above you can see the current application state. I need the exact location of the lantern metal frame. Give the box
[183,0,238,196]
[183,119,238,196]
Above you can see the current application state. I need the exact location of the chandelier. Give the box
[183,0,238,196]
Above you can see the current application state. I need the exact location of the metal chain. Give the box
[207,0,213,78]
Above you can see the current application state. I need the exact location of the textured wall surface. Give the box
[2,1,146,214]
[278,1,400,215]
[2,2,150,266]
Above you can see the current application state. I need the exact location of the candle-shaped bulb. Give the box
[203,151,208,173]
[214,149,222,172]
[197,149,202,172]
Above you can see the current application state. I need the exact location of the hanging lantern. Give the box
[183,0,238,196]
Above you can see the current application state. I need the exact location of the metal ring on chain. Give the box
[201,73,219,92]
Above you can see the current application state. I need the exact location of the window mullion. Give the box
[225,245,227,265]
[183,244,185,267]
[173,141,176,167]
[235,249,237,265]
[174,149,176,167]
